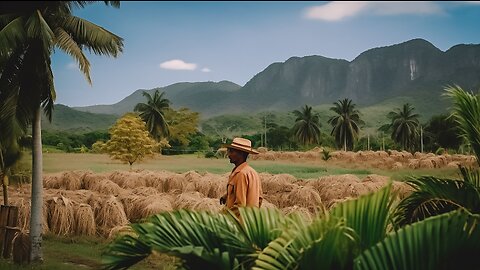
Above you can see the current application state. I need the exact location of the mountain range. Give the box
[54,38,480,132]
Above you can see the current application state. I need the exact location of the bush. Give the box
[204,151,216,159]
[435,147,445,155]
[322,150,331,161]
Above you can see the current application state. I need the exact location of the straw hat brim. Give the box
[222,143,259,155]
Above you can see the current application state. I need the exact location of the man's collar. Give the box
[231,161,248,174]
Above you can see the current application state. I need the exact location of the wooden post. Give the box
[0,205,19,259]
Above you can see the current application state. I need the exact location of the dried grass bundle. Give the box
[285,186,323,212]
[281,206,314,223]
[173,192,204,210]
[261,173,296,194]
[107,225,136,241]
[96,196,128,236]
[12,231,30,265]
[74,203,96,236]
[88,178,123,196]
[118,194,143,221]
[109,171,146,189]
[192,198,221,212]
[47,196,75,236]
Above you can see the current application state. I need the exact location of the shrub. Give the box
[322,150,331,161]
[204,151,216,159]
[435,147,445,155]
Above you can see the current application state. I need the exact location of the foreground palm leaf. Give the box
[392,176,480,228]
[444,85,480,165]
[355,210,480,270]
[330,184,392,250]
[253,214,357,270]
[103,208,287,270]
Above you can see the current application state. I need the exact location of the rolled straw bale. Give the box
[89,178,123,196]
[47,196,75,236]
[261,173,296,194]
[192,198,222,212]
[376,151,389,158]
[262,152,276,161]
[131,186,158,196]
[285,185,323,212]
[392,162,403,170]
[173,192,204,210]
[74,203,96,236]
[408,159,420,169]
[108,225,136,241]
[263,192,290,209]
[118,194,143,221]
[109,171,146,189]
[144,171,173,191]
[59,170,85,190]
[164,174,187,193]
[257,147,268,153]
[306,175,360,206]
[95,196,128,236]
[43,172,63,189]
[12,231,30,265]
[447,162,460,169]
[261,199,278,209]
[281,206,314,223]
[419,159,435,169]
[391,182,414,200]
[136,195,173,221]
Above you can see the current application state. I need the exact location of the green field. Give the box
[31,152,461,181]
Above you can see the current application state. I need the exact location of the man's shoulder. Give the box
[240,163,259,175]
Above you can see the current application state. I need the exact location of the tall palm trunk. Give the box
[30,105,43,262]
[344,133,347,151]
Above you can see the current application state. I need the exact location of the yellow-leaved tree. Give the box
[104,113,165,168]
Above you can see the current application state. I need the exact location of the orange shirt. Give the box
[225,162,263,217]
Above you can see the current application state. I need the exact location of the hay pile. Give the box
[74,203,96,236]
[47,196,75,235]
[12,231,30,264]
[95,196,128,236]
[285,186,323,212]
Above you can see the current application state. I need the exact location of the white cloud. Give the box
[66,62,77,70]
[305,1,444,21]
[305,2,369,21]
[159,59,197,70]
[201,68,211,72]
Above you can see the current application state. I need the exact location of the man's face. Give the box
[227,148,243,164]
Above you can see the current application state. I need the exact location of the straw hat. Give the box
[222,138,259,154]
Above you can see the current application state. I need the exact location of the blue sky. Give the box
[51,1,480,107]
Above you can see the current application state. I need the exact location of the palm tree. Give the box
[134,90,170,140]
[392,86,480,228]
[0,1,123,261]
[291,105,321,145]
[328,98,363,151]
[382,103,420,151]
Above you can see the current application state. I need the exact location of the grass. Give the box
[12,152,460,181]
[0,234,174,270]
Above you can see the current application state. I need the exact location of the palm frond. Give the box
[444,85,480,165]
[253,214,357,270]
[459,165,480,188]
[355,210,480,270]
[392,176,480,228]
[330,184,392,250]
[62,15,123,57]
[54,27,91,84]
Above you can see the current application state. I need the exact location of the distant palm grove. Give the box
[40,89,469,158]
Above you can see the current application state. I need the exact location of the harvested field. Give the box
[7,169,412,238]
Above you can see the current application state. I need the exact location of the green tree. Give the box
[166,108,199,148]
[424,114,462,152]
[381,103,420,151]
[134,90,170,141]
[104,113,159,168]
[328,98,363,151]
[0,1,123,261]
[292,105,321,145]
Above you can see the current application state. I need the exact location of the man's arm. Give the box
[231,173,248,217]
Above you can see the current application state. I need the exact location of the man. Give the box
[219,137,263,218]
